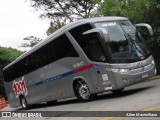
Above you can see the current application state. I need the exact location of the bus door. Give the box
[85,33,117,92]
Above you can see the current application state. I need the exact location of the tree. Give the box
[20,36,42,48]
[30,0,99,21]
[0,47,22,66]
[97,0,122,16]
[46,17,66,35]
[98,0,149,23]
[29,0,99,34]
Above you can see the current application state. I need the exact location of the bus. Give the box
[3,17,157,109]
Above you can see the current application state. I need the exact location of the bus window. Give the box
[3,64,15,82]
[69,24,108,62]
[69,24,93,60]
[54,34,79,61]
[84,33,107,62]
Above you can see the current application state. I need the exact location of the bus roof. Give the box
[3,16,128,70]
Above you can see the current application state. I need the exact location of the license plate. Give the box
[142,74,148,78]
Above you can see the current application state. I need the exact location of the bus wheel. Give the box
[75,81,95,102]
[20,96,28,110]
[111,88,124,94]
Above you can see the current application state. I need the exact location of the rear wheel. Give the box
[20,96,28,110]
[75,81,95,102]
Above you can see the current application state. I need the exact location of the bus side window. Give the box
[38,43,55,67]
[69,24,93,60]
[3,65,15,82]
[3,34,79,82]
[85,33,107,62]
[54,34,79,61]
[69,24,108,62]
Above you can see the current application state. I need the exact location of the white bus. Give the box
[3,17,156,109]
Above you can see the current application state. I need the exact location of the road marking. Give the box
[100,117,118,120]
[140,105,160,111]
[99,104,160,120]
[99,113,124,120]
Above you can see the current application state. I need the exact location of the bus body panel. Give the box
[88,62,117,92]
[6,56,98,107]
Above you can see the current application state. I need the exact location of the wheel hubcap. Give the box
[79,84,90,99]
[22,98,26,108]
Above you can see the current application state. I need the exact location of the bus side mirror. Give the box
[82,28,110,42]
[135,23,154,36]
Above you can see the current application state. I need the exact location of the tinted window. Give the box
[54,34,79,60]
[86,33,107,62]
[3,34,78,82]
[69,24,93,59]
[69,24,107,62]
[3,64,15,82]
[94,22,126,42]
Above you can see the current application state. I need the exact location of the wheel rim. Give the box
[21,98,26,108]
[79,84,90,99]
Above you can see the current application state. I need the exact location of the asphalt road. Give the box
[1,79,160,120]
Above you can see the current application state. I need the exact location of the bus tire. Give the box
[20,96,28,110]
[75,81,95,102]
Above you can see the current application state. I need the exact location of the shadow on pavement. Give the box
[96,86,154,100]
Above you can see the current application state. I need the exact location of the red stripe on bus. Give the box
[73,64,93,73]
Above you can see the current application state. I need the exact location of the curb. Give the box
[145,75,160,82]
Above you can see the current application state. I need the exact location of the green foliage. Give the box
[97,0,122,16]
[46,18,66,35]
[20,36,42,47]
[0,47,22,64]
[30,0,99,34]
[98,0,148,22]
[30,0,98,21]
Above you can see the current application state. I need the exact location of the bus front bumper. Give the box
[111,64,157,90]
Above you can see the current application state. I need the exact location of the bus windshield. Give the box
[94,21,151,63]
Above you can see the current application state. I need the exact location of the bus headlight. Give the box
[111,68,129,73]
[151,60,155,65]
[119,69,129,73]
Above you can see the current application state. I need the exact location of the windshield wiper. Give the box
[123,34,137,59]
[126,33,146,58]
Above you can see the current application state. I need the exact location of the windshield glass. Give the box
[94,21,151,63]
